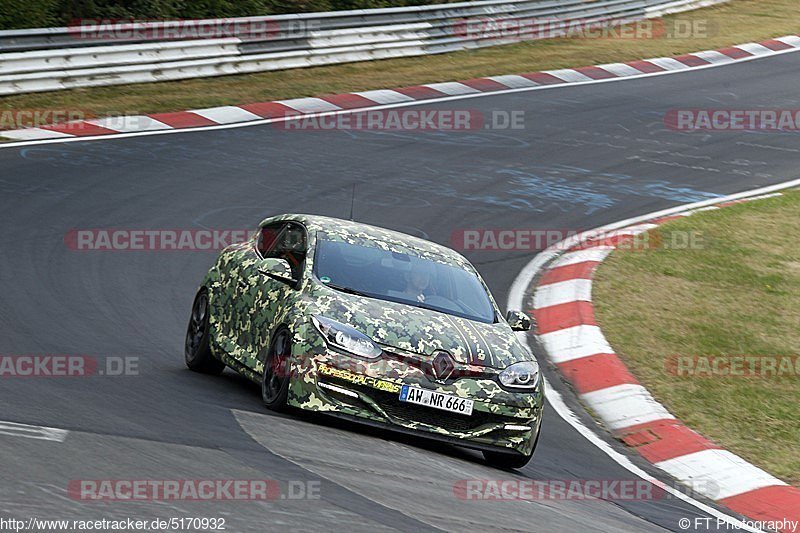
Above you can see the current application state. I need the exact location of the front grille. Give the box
[324,376,521,433]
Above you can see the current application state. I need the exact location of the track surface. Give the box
[1,50,799,531]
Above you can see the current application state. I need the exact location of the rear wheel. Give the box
[261,328,291,411]
[185,289,225,375]
[482,426,540,469]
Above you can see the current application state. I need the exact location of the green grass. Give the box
[593,190,800,486]
[1,0,800,125]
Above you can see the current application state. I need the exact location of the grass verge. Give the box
[1,0,799,122]
[593,190,800,486]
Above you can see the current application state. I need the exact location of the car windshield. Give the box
[313,233,496,323]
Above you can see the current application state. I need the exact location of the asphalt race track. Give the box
[1,49,799,531]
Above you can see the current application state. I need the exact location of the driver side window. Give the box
[257,222,307,280]
[257,223,284,257]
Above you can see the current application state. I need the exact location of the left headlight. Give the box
[499,360,540,390]
[311,315,383,359]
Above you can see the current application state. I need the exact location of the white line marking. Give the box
[0,421,68,442]
[88,115,172,132]
[3,44,800,148]
[655,449,787,501]
[533,278,593,308]
[647,57,694,71]
[423,82,479,96]
[539,325,614,363]
[581,384,675,431]
[550,247,615,268]
[774,35,800,47]
[273,97,341,114]
[618,223,659,234]
[596,63,643,77]
[740,192,784,201]
[192,106,262,124]
[735,43,774,56]
[691,50,736,65]
[1,127,72,140]
[352,89,414,104]
[542,69,594,83]
[486,75,539,88]
[509,178,800,532]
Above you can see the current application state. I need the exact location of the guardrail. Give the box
[0,0,728,96]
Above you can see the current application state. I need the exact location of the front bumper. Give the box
[287,353,544,456]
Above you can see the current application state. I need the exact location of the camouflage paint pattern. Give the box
[199,214,543,456]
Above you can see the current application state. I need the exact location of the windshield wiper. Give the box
[324,282,374,298]
[398,299,492,324]
[403,300,453,317]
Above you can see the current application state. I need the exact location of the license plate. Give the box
[399,385,474,416]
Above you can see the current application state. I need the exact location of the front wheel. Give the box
[185,288,225,375]
[261,327,291,411]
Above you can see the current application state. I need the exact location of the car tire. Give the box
[482,427,540,469]
[261,327,292,411]
[185,288,225,375]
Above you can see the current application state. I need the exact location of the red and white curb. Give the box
[529,189,800,529]
[3,34,800,142]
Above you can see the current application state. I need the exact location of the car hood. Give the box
[307,285,531,369]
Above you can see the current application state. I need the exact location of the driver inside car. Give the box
[389,258,436,303]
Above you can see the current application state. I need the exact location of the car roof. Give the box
[260,213,464,262]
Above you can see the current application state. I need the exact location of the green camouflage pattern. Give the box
[199,214,543,456]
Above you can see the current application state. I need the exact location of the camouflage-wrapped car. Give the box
[185,214,544,468]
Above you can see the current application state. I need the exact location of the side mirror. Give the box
[259,258,297,286]
[506,310,532,332]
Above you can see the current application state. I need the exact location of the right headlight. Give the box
[499,360,540,390]
[311,315,383,359]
